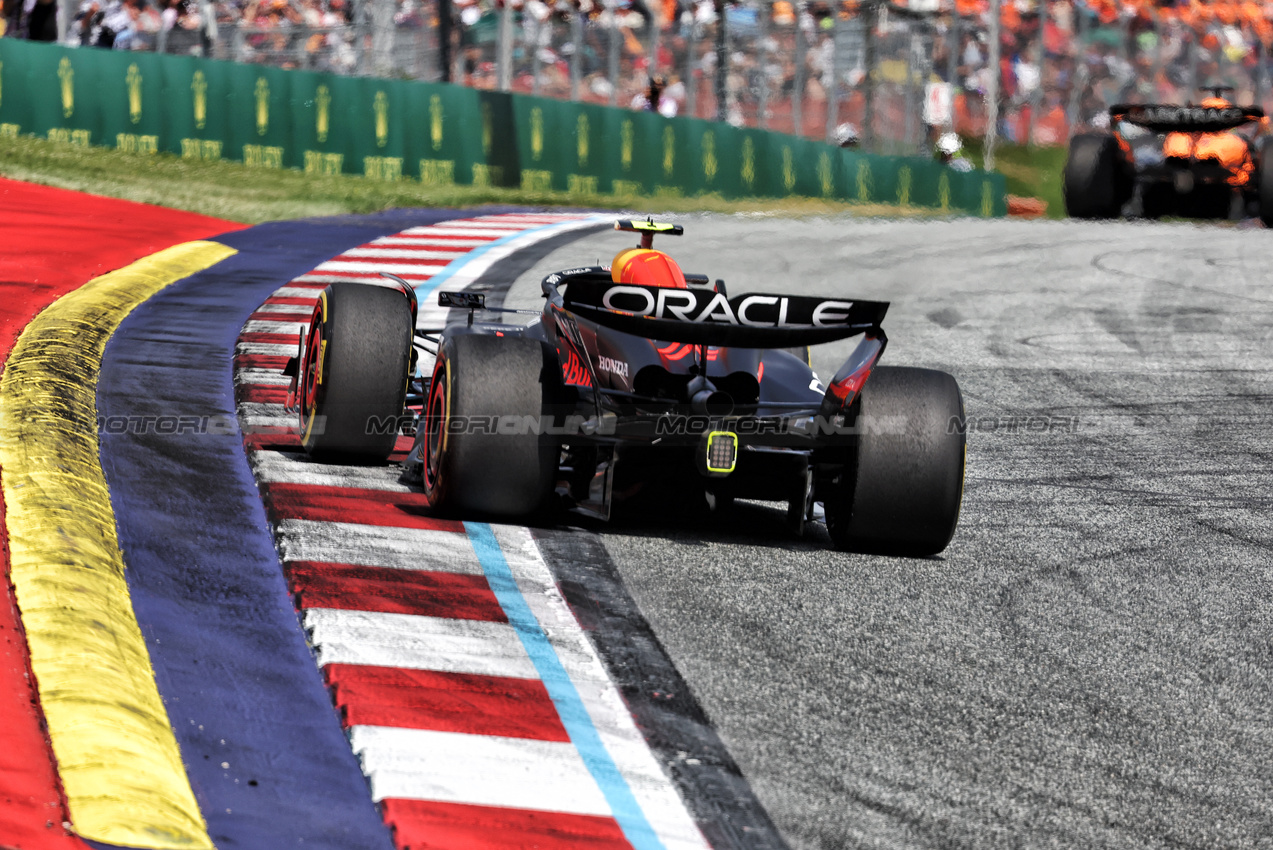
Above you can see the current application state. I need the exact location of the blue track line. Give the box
[465,521,665,850]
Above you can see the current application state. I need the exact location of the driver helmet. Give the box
[936,132,963,156]
[835,122,860,147]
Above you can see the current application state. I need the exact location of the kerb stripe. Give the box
[381,799,631,850]
[0,242,233,849]
[466,522,665,850]
[262,482,463,532]
[351,725,613,814]
[326,664,569,741]
[286,561,506,621]
[305,607,538,679]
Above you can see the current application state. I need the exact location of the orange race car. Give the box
[1064,88,1273,223]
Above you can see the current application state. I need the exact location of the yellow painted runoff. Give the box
[0,242,235,849]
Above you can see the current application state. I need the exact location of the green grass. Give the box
[965,140,1068,219]
[0,134,941,224]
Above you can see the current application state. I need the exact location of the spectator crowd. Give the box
[5,0,1273,147]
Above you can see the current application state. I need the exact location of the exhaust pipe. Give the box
[691,389,734,417]
[687,375,733,416]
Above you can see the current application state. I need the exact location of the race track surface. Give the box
[505,217,1273,850]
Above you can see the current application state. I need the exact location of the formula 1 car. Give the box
[289,219,965,556]
[1064,88,1273,224]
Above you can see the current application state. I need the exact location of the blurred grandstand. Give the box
[4,0,1272,153]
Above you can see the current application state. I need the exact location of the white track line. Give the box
[400,226,526,237]
[242,319,304,335]
[267,287,322,300]
[236,342,298,356]
[235,369,291,386]
[249,451,410,492]
[253,302,314,314]
[295,274,411,285]
[338,248,466,261]
[305,608,537,679]
[315,261,450,276]
[350,726,612,815]
[274,519,483,574]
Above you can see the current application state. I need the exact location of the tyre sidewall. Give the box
[825,366,966,557]
[1259,149,1273,227]
[300,282,413,461]
[423,333,559,517]
[1064,134,1128,219]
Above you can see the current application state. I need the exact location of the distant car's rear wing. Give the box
[1109,103,1265,132]
[553,277,888,347]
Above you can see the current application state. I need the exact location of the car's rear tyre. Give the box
[1258,155,1273,228]
[1063,134,1130,219]
[822,366,965,557]
[421,333,560,517]
[299,282,413,462]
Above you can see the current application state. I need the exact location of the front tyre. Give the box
[421,334,561,517]
[822,366,966,557]
[299,282,413,462]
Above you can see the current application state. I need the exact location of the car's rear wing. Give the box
[551,275,888,347]
[1109,103,1265,133]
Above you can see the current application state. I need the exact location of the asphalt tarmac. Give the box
[504,216,1273,850]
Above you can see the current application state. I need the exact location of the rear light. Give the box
[698,431,738,477]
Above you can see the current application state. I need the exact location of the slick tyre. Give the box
[824,366,965,557]
[1258,156,1273,228]
[1063,134,1129,219]
[421,334,561,517]
[299,282,413,462]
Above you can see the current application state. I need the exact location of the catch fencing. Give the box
[10,0,1273,152]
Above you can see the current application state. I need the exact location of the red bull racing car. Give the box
[289,220,966,557]
[1064,89,1273,223]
